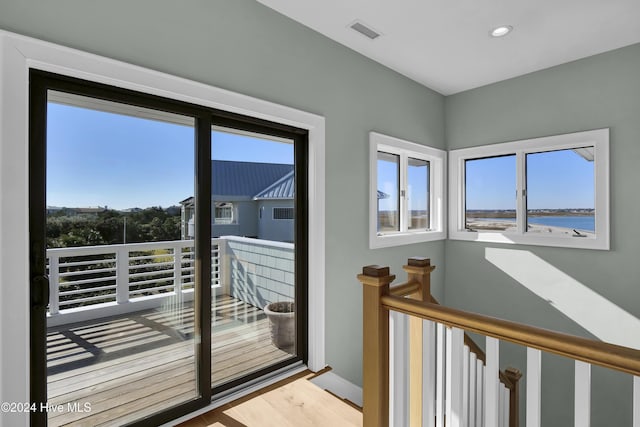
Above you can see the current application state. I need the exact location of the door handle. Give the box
[31,275,50,309]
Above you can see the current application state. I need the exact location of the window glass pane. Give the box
[214,202,234,224]
[377,151,400,233]
[407,157,429,230]
[210,128,296,388]
[465,155,516,231]
[526,147,595,235]
[273,207,294,220]
[46,91,198,425]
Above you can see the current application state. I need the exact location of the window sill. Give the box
[448,229,609,250]
[370,230,446,249]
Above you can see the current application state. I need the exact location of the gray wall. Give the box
[0,0,445,386]
[213,200,258,238]
[258,200,294,242]
[445,43,640,427]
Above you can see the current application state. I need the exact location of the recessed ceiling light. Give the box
[490,25,513,38]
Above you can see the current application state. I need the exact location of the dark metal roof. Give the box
[254,171,295,199]
[212,160,293,197]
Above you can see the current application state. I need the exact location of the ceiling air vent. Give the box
[349,21,381,40]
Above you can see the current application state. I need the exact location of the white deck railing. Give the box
[46,236,294,327]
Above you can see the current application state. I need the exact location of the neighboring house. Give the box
[254,170,295,243]
[180,160,294,242]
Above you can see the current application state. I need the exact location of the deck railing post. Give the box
[218,238,229,295]
[48,253,60,315]
[358,265,395,427]
[115,245,130,304]
[172,241,183,306]
[402,257,435,427]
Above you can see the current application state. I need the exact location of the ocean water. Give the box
[527,216,595,232]
[470,216,595,232]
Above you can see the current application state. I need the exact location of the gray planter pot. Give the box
[264,301,295,353]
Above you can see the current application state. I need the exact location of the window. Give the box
[465,155,516,231]
[370,132,446,249]
[214,202,234,224]
[273,207,294,220]
[449,128,609,250]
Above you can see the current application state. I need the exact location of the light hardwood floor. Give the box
[176,370,362,427]
[46,295,291,426]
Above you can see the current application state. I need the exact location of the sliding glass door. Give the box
[209,125,303,390]
[29,71,307,426]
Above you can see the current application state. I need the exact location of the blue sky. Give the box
[377,156,429,212]
[465,151,594,210]
[47,103,293,209]
[48,101,593,211]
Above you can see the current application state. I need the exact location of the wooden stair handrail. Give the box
[358,258,640,427]
[380,293,640,376]
[359,258,525,427]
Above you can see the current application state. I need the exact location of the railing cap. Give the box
[407,257,430,267]
[362,265,390,277]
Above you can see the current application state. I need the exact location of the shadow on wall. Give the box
[485,247,640,350]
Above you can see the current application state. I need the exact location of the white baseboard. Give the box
[309,371,363,408]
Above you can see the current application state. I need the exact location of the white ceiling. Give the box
[256,0,640,95]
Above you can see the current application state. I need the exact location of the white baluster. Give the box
[574,361,591,427]
[633,376,640,427]
[389,311,408,427]
[477,360,484,427]
[504,386,510,427]
[435,323,445,427]
[423,320,436,427]
[499,383,506,427]
[526,347,542,427]
[446,327,465,427]
[469,352,477,427]
[484,337,500,427]
[463,345,470,427]
[502,385,511,427]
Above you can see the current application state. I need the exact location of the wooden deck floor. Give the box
[176,370,362,427]
[46,295,291,427]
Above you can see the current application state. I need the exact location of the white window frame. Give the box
[448,128,610,250]
[214,203,235,224]
[369,132,446,249]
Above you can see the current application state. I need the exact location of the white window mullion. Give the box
[400,152,408,233]
[516,150,527,235]
[457,156,466,232]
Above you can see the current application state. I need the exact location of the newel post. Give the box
[402,257,435,427]
[402,257,435,302]
[358,265,396,427]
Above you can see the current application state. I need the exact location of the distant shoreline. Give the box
[467,210,593,219]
